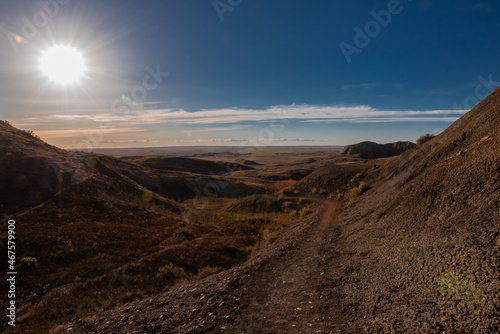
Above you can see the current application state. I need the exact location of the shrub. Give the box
[156,263,187,281]
[416,133,435,145]
[299,205,313,218]
[358,181,369,193]
[19,257,38,269]
[22,129,41,140]
[347,187,362,200]
[346,182,370,201]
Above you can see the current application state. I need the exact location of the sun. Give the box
[40,45,86,85]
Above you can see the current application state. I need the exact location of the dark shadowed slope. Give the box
[340,140,416,159]
[62,88,499,333]
[122,156,253,175]
[0,121,81,215]
[0,120,180,217]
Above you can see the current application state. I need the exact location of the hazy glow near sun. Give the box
[40,45,86,85]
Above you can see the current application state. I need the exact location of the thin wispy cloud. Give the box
[304,117,461,123]
[34,127,144,139]
[18,104,467,129]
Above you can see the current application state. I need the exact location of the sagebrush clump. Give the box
[346,181,370,201]
[416,133,435,145]
[156,263,187,280]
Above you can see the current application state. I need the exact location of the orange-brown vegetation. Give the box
[270,179,297,193]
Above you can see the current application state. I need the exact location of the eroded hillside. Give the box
[57,88,500,333]
[1,85,499,333]
[0,120,351,333]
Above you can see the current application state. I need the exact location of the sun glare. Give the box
[40,45,86,85]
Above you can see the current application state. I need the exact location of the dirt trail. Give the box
[64,200,361,334]
[228,201,345,333]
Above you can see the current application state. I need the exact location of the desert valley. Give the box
[0,87,499,333]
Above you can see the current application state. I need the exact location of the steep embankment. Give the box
[0,121,81,215]
[62,87,500,333]
[326,87,500,332]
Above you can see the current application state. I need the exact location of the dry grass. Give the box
[0,194,291,334]
[345,181,370,201]
[299,205,313,218]
[439,270,484,303]
[271,179,298,193]
[3,195,296,334]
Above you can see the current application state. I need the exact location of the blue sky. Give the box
[0,0,499,148]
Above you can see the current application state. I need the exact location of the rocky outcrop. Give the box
[340,141,415,159]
